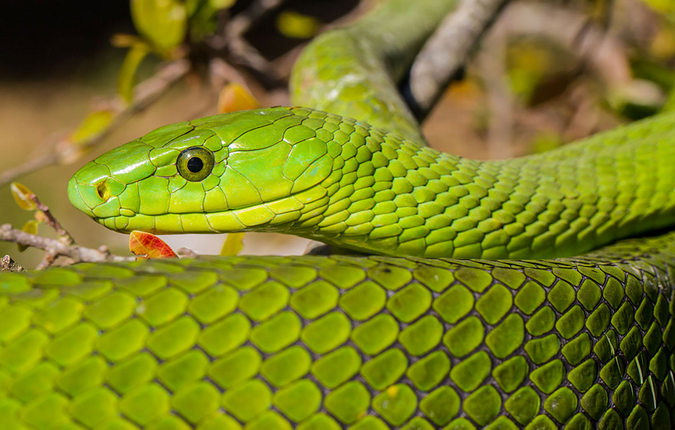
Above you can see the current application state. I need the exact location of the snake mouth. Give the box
[93,210,247,234]
[85,167,330,234]
[91,186,323,234]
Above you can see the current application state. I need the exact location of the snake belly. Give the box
[2,0,675,429]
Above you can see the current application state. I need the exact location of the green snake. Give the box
[1,0,674,428]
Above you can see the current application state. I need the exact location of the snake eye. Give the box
[176,147,215,181]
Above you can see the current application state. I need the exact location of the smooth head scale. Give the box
[68,107,342,235]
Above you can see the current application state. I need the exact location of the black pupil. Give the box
[187,156,203,173]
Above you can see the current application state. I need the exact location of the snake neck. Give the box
[287,112,675,259]
[290,0,460,144]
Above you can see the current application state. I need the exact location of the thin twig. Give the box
[224,0,285,41]
[36,252,58,271]
[207,0,286,88]
[0,224,135,265]
[0,59,190,188]
[227,38,285,87]
[30,194,75,246]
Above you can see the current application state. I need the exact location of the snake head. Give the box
[68,107,340,234]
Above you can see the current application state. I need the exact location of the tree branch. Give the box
[0,224,135,267]
[27,192,75,246]
[405,0,508,118]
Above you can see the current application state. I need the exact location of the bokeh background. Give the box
[1,0,674,268]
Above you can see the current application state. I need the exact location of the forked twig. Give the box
[0,224,135,268]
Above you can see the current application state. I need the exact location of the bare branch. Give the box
[227,38,285,87]
[1,224,135,265]
[406,0,508,118]
[129,59,191,111]
[0,59,190,188]
[29,194,75,246]
[207,0,287,87]
[224,0,285,40]
[36,252,58,271]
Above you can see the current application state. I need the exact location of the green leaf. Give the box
[642,0,675,14]
[10,182,37,211]
[276,10,320,39]
[118,43,150,104]
[210,0,235,10]
[185,0,233,18]
[130,0,187,52]
[185,0,206,17]
[186,0,225,42]
[69,109,116,145]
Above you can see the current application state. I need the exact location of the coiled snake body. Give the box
[1,0,674,428]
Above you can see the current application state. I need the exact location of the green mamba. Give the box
[2,0,674,428]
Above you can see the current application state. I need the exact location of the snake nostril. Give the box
[96,181,110,201]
